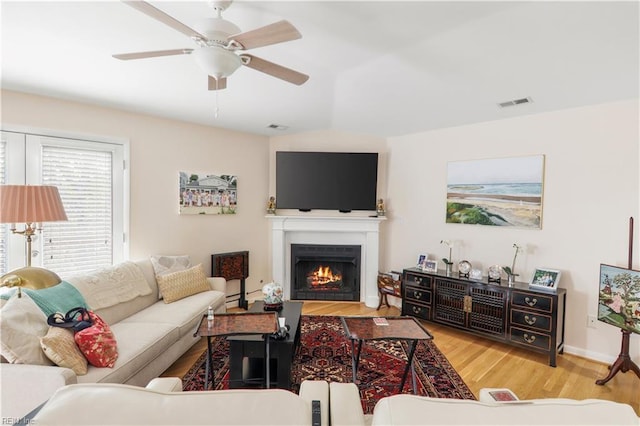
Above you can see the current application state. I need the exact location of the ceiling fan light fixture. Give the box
[193,46,242,79]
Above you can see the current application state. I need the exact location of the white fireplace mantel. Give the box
[267,215,386,308]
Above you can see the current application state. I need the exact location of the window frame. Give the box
[1,125,129,275]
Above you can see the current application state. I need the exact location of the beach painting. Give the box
[446,155,544,228]
[179,171,237,215]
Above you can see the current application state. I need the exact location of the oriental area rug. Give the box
[182,315,475,414]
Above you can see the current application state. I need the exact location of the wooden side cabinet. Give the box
[402,267,566,367]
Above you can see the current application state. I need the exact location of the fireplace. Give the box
[291,244,361,301]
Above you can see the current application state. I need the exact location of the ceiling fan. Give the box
[113,0,309,90]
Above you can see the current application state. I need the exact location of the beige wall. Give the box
[384,99,639,364]
[3,89,638,365]
[1,90,272,298]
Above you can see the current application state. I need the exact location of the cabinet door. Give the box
[469,286,507,337]
[433,279,466,326]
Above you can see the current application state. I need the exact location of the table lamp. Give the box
[0,185,68,267]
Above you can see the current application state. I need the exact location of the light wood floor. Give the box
[162,302,639,415]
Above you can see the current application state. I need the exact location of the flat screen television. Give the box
[276,151,378,212]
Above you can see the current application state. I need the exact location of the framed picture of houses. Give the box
[179,172,237,215]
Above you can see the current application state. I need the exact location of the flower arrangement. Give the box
[440,240,454,265]
[502,243,522,278]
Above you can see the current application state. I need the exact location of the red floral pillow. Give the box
[73,310,118,368]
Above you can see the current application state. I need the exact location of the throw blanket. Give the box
[1,281,89,317]
[67,261,152,310]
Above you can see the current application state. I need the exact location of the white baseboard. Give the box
[562,345,617,365]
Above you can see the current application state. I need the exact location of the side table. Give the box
[194,312,278,389]
[341,316,433,394]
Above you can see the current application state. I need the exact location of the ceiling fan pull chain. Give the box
[214,78,220,118]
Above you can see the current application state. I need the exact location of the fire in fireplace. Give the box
[307,265,342,289]
[291,243,361,301]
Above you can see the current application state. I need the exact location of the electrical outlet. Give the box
[587,315,597,329]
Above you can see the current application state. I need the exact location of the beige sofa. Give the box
[0,259,227,420]
[31,378,329,426]
[328,382,639,426]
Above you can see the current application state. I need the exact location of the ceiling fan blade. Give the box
[241,54,309,86]
[113,48,193,60]
[208,76,227,91]
[122,1,208,41]
[229,20,301,50]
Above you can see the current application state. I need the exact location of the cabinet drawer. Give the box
[509,327,551,351]
[510,309,552,332]
[404,273,432,289]
[404,301,431,320]
[404,285,432,304]
[511,291,553,313]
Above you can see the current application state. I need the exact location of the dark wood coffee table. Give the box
[341,316,433,394]
[228,300,303,389]
[194,312,278,390]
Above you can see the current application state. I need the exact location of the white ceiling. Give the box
[1,1,638,138]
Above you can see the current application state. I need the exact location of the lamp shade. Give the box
[0,185,68,224]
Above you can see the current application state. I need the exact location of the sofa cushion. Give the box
[151,255,192,299]
[77,321,179,384]
[40,327,88,375]
[370,395,639,425]
[151,255,191,276]
[157,264,210,304]
[0,292,52,365]
[120,290,225,338]
[66,261,152,311]
[33,384,313,425]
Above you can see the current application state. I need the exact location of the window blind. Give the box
[41,145,113,276]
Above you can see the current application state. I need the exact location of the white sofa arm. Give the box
[146,377,183,392]
[0,363,77,420]
[329,382,366,426]
[299,380,329,426]
[207,277,226,294]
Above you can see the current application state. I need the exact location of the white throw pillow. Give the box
[0,292,53,365]
[150,255,192,299]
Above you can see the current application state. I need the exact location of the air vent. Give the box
[267,124,289,130]
[498,97,533,108]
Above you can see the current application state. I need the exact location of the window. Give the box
[1,130,128,277]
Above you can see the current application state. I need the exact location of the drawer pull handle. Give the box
[413,277,423,284]
[412,306,422,314]
[525,297,538,307]
[413,291,423,299]
[524,315,537,325]
[523,333,536,344]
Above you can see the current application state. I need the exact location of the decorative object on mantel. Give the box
[502,243,521,287]
[262,281,283,311]
[596,216,640,386]
[266,196,276,214]
[440,240,454,276]
[458,260,471,279]
[376,198,386,216]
